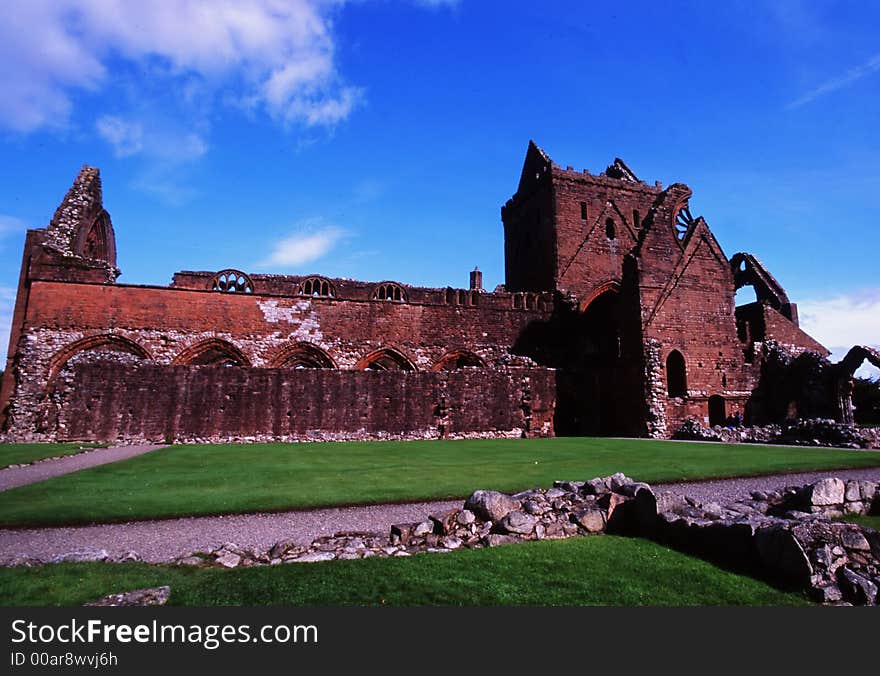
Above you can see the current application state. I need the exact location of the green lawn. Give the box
[839,513,880,530]
[0,437,877,527]
[0,536,809,606]
[0,442,104,469]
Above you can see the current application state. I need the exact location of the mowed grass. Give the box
[0,437,877,527]
[0,442,105,469]
[0,536,809,606]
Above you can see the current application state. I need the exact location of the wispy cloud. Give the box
[259,223,347,269]
[799,289,880,377]
[96,116,144,157]
[788,52,880,109]
[97,115,208,163]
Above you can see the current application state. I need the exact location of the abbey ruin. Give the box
[1,142,877,443]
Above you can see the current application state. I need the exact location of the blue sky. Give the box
[0,0,877,375]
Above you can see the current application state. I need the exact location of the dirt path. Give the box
[0,445,167,492]
[1,466,878,565]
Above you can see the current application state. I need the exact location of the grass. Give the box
[0,536,809,606]
[0,442,105,469]
[0,437,877,527]
[839,513,880,530]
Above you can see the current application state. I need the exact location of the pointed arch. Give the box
[355,347,417,371]
[431,349,486,371]
[47,333,152,383]
[73,209,117,267]
[171,338,250,367]
[269,342,337,369]
[665,349,687,398]
[579,280,621,313]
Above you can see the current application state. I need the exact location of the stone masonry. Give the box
[0,143,873,442]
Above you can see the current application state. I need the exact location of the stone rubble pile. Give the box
[174,473,878,605]
[674,418,872,449]
[178,473,656,568]
[84,586,170,607]
[656,477,879,605]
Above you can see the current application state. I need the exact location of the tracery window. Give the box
[298,277,335,298]
[209,270,253,293]
[372,282,407,302]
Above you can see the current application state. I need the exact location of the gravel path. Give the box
[0,445,167,492]
[1,466,878,565]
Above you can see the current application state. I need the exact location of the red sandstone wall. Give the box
[20,280,552,367]
[551,171,659,302]
[761,305,829,356]
[637,214,756,434]
[51,363,556,443]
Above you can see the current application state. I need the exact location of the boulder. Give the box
[413,520,434,537]
[429,510,459,535]
[456,509,476,526]
[215,551,241,568]
[572,508,606,533]
[464,490,521,522]
[837,568,878,606]
[582,477,609,496]
[804,478,845,507]
[495,511,536,536]
[755,526,812,586]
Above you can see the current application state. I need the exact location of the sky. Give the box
[0,0,877,376]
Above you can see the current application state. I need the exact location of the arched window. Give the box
[356,347,416,371]
[47,334,152,384]
[666,350,687,398]
[172,339,250,367]
[297,277,335,298]
[513,294,523,309]
[74,210,117,267]
[605,218,616,240]
[372,282,407,302]
[272,342,335,369]
[210,270,253,294]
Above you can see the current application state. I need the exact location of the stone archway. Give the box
[708,395,726,427]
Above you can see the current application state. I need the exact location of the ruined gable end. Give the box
[43,165,119,276]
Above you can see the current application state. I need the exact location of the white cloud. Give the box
[260,224,347,268]
[788,52,880,109]
[799,290,880,377]
[0,1,363,133]
[96,116,144,157]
